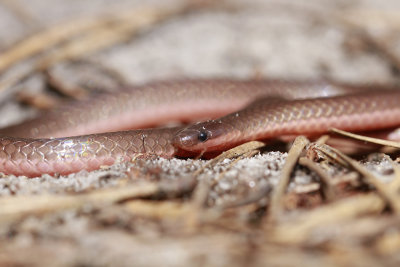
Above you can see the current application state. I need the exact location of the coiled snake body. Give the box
[1,79,400,177]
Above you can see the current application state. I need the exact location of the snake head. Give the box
[173,120,240,153]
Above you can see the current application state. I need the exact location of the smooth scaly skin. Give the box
[0,128,178,177]
[173,90,400,152]
[0,79,358,138]
[0,79,399,177]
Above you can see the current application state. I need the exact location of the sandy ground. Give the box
[1,0,400,266]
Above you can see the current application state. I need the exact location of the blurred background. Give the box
[1,0,400,266]
[2,0,400,124]
[2,0,400,84]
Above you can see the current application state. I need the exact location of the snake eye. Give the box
[198,131,208,142]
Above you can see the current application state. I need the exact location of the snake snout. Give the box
[172,128,202,150]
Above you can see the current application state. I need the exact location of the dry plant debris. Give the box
[0,0,220,98]
[0,1,400,266]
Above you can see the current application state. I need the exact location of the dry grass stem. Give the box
[298,157,336,201]
[269,136,309,220]
[340,9,400,30]
[192,141,266,177]
[313,144,400,214]
[44,71,88,100]
[272,194,386,244]
[0,182,159,224]
[0,2,217,94]
[16,91,59,109]
[331,128,400,149]
[0,5,189,73]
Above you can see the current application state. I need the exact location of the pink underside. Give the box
[48,100,249,138]
[0,156,119,177]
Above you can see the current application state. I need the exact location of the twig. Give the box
[45,70,88,100]
[331,128,400,149]
[35,16,158,70]
[193,141,266,177]
[16,91,59,109]
[0,182,158,224]
[298,157,336,202]
[271,193,386,244]
[219,184,271,209]
[0,16,107,73]
[313,144,400,214]
[0,2,217,92]
[269,136,309,220]
[307,142,350,167]
[0,175,198,225]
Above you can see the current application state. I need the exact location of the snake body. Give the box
[0,79,399,177]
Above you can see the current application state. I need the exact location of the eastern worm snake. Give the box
[0,79,399,177]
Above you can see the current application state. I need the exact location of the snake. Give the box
[0,79,400,177]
